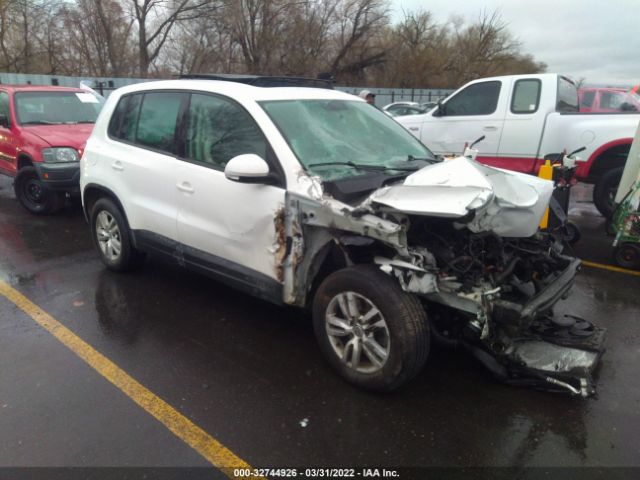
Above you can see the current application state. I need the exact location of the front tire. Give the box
[312,265,429,391]
[90,198,144,272]
[14,166,63,215]
[593,167,623,218]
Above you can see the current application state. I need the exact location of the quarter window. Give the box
[108,93,143,142]
[135,92,184,154]
[444,81,501,116]
[184,93,267,170]
[557,76,579,112]
[511,79,541,114]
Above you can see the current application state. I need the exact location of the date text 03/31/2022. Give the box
[232,468,400,478]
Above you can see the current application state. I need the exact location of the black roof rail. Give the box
[178,73,334,90]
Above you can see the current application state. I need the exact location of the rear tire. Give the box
[593,167,623,218]
[312,265,429,391]
[14,166,63,215]
[90,198,145,272]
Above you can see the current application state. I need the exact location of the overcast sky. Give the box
[390,0,639,86]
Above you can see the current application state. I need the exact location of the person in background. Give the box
[359,90,376,106]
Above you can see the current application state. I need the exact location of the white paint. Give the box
[224,154,270,180]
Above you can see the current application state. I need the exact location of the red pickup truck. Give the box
[0,85,102,214]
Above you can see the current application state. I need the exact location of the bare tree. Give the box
[0,1,546,87]
[0,0,62,73]
[328,0,389,80]
[57,0,136,76]
[126,0,221,77]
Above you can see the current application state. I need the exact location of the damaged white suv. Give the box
[81,79,605,396]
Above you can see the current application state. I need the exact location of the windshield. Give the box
[15,91,103,125]
[260,99,436,180]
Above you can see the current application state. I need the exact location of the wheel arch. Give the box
[586,139,632,180]
[302,235,397,308]
[16,153,34,171]
[82,184,134,244]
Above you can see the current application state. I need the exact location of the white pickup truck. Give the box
[396,73,640,216]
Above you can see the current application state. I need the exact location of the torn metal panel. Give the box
[288,193,407,251]
[374,256,438,294]
[367,156,554,237]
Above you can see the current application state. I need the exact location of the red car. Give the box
[579,87,640,113]
[0,85,103,214]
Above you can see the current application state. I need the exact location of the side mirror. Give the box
[0,113,9,128]
[432,100,445,117]
[224,154,275,184]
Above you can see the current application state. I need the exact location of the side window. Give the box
[444,81,501,116]
[108,93,142,142]
[184,93,267,170]
[511,79,541,114]
[135,92,184,154]
[0,91,10,127]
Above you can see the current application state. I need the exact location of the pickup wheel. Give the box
[90,198,145,272]
[312,265,429,391]
[593,167,623,218]
[14,166,63,215]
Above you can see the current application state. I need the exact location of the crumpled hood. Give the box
[367,156,554,237]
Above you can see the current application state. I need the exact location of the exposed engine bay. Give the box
[406,218,604,397]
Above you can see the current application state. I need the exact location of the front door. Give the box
[176,93,286,292]
[419,79,507,158]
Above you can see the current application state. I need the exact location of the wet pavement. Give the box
[0,176,639,473]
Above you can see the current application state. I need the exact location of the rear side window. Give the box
[184,93,267,170]
[511,79,541,113]
[135,92,184,154]
[557,77,579,112]
[108,94,142,142]
[444,81,501,116]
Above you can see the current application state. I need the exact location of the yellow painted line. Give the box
[0,280,255,479]
[582,260,640,277]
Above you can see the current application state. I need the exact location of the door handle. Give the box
[177,182,195,194]
[111,161,124,171]
[483,126,498,132]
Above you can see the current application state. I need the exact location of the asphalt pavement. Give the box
[0,176,639,478]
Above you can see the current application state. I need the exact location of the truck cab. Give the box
[396,73,640,216]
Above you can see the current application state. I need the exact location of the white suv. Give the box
[81,79,604,395]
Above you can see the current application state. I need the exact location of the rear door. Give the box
[102,91,187,244]
[175,92,286,294]
[419,79,507,157]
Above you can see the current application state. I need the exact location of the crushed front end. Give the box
[403,219,605,397]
